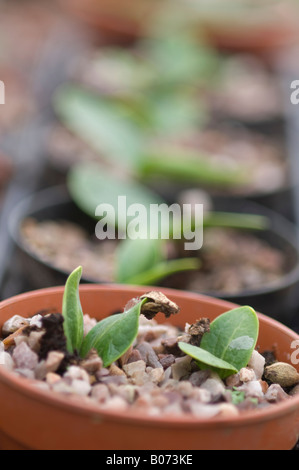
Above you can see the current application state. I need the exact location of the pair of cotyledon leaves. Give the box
[62,266,259,378]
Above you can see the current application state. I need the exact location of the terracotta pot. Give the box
[202,21,299,56]
[0,153,13,191]
[59,0,157,44]
[59,0,299,54]
[181,0,299,56]
[0,284,299,450]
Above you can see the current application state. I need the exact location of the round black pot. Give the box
[8,185,299,326]
[8,186,99,292]
[147,177,296,225]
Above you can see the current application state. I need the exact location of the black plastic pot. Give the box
[8,185,299,326]
[43,149,297,224]
[8,184,116,294]
[8,186,98,292]
[146,177,296,225]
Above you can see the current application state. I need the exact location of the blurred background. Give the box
[1,0,299,331]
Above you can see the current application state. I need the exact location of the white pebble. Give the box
[12,342,39,370]
[123,360,146,377]
[71,379,91,396]
[101,396,128,411]
[200,377,225,401]
[148,367,165,384]
[29,314,44,329]
[64,366,90,383]
[265,384,290,403]
[0,351,14,370]
[239,367,256,383]
[188,402,221,418]
[2,315,29,335]
[238,380,264,398]
[91,383,110,403]
[248,350,266,380]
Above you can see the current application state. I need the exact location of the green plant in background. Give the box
[67,162,163,227]
[53,81,252,188]
[52,21,237,185]
[137,147,248,188]
[116,238,201,286]
[67,163,202,282]
[62,267,259,376]
[54,85,147,171]
[114,212,269,286]
[52,5,275,293]
[67,161,269,287]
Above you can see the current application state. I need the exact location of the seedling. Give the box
[62,267,259,378]
[62,267,180,366]
[67,162,269,286]
[179,306,259,379]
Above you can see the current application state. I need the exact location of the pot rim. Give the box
[8,185,299,298]
[1,283,299,429]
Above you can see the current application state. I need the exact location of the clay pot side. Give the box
[59,0,157,43]
[0,285,299,450]
[59,0,299,54]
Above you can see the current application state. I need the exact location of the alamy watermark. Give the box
[0,81,5,105]
[291,340,299,365]
[290,80,299,105]
[95,196,203,250]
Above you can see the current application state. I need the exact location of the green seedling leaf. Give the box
[178,342,238,378]
[203,212,270,231]
[138,151,249,188]
[53,84,145,170]
[122,257,201,286]
[62,266,84,354]
[67,162,163,232]
[143,32,220,88]
[116,237,200,285]
[179,306,259,379]
[143,90,207,135]
[80,298,147,366]
[171,212,270,241]
[116,238,165,284]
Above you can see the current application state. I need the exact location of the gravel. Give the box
[0,309,296,419]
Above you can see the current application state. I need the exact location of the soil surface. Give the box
[20,219,287,295]
[0,301,297,419]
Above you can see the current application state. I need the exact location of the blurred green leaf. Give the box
[138,150,248,187]
[203,212,270,231]
[116,237,200,285]
[116,238,165,283]
[143,33,221,88]
[67,162,163,232]
[144,90,207,135]
[53,84,145,170]
[122,257,201,286]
